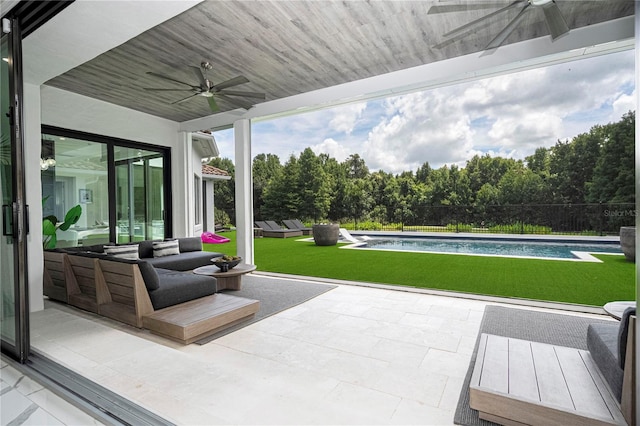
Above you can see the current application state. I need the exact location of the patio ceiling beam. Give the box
[179,15,633,132]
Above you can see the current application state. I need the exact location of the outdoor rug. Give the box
[454,305,614,426]
[195,275,336,344]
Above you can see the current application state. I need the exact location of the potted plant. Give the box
[42,197,82,249]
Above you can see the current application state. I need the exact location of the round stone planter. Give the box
[312,223,340,246]
[620,226,635,262]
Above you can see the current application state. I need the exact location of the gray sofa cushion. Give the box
[137,260,160,291]
[618,307,636,369]
[146,250,223,271]
[587,322,623,401]
[148,269,216,310]
[138,240,159,259]
[179,237,202,253]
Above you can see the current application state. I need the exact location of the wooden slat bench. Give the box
[143,294,259,344]
[470,333,626,426]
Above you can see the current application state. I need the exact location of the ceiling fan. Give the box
[429,0,571,50]
[144,62,266,112]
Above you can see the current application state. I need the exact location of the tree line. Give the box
[209,111,635,226]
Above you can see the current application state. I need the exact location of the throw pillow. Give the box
[153,240,180,257]
[178,237,202,253]
[104,244,139,260]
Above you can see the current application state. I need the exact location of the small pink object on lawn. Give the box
[201,232,230,244]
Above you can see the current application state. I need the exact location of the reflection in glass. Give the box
[115,147,165,243]
[41,136,109,247]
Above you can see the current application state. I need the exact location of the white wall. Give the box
[24,83,44,312]
[41,86,179,146]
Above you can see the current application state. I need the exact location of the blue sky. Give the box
[213,49,635,174]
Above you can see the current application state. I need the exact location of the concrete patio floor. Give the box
[5,274,609,425]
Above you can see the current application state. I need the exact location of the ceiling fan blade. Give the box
[213,75,250,91]
[217,94,253,110]
[207,96,220,112]
[144,88,192,92]
[442,0,523,39]
[485,3,530,50]
[171,93,200,105]
[146,71,195,88]
[428,2,514,14]
[542,1,569,40]
[191,66,208,89]
[217,90,266,99]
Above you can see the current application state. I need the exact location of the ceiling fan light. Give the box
[200,92,214,97]
[529,0,552,6]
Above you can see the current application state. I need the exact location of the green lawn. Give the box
[205,231,635,306]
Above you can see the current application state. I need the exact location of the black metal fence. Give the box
[347,203,636,235]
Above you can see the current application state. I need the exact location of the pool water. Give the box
[359,237,621,260]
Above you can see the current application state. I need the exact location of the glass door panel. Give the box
[0,30,17,349]
[41,136,109,247]
[115,147,165,242]
[1,17,28,362]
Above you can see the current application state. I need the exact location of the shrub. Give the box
[445,223,473,232]
[488,223,552,234]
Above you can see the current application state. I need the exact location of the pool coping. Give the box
[348,230,620,244]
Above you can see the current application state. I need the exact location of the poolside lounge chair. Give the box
[283,219,313,235]
[254,221,303,238]
[339,228,370,243]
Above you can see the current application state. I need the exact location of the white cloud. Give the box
[361,91,476,173]
[311,138,352,162]
[611,89,636,122]
[329,102,367,135]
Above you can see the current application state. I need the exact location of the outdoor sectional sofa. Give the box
[43,237,259,343]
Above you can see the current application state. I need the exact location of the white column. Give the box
[24,83,44,312]
[172,132,191,237]
[234,119,254,264]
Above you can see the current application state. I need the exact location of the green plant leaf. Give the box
[44,233,57,250]
[59,205,82,231]
[42,218,57,236]
[44,215,58,224]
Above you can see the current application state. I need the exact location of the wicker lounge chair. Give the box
[283,219,313,235]
[254,221,302,238]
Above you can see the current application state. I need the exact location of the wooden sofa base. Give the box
[142,294,259,344]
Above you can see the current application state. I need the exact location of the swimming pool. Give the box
[347,237,622,261]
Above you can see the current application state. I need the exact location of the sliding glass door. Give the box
[115,147,166,243]
[1,17,29,362]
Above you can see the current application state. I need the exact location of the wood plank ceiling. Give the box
[44,0,634,123]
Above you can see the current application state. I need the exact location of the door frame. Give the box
[1,15,29,363]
